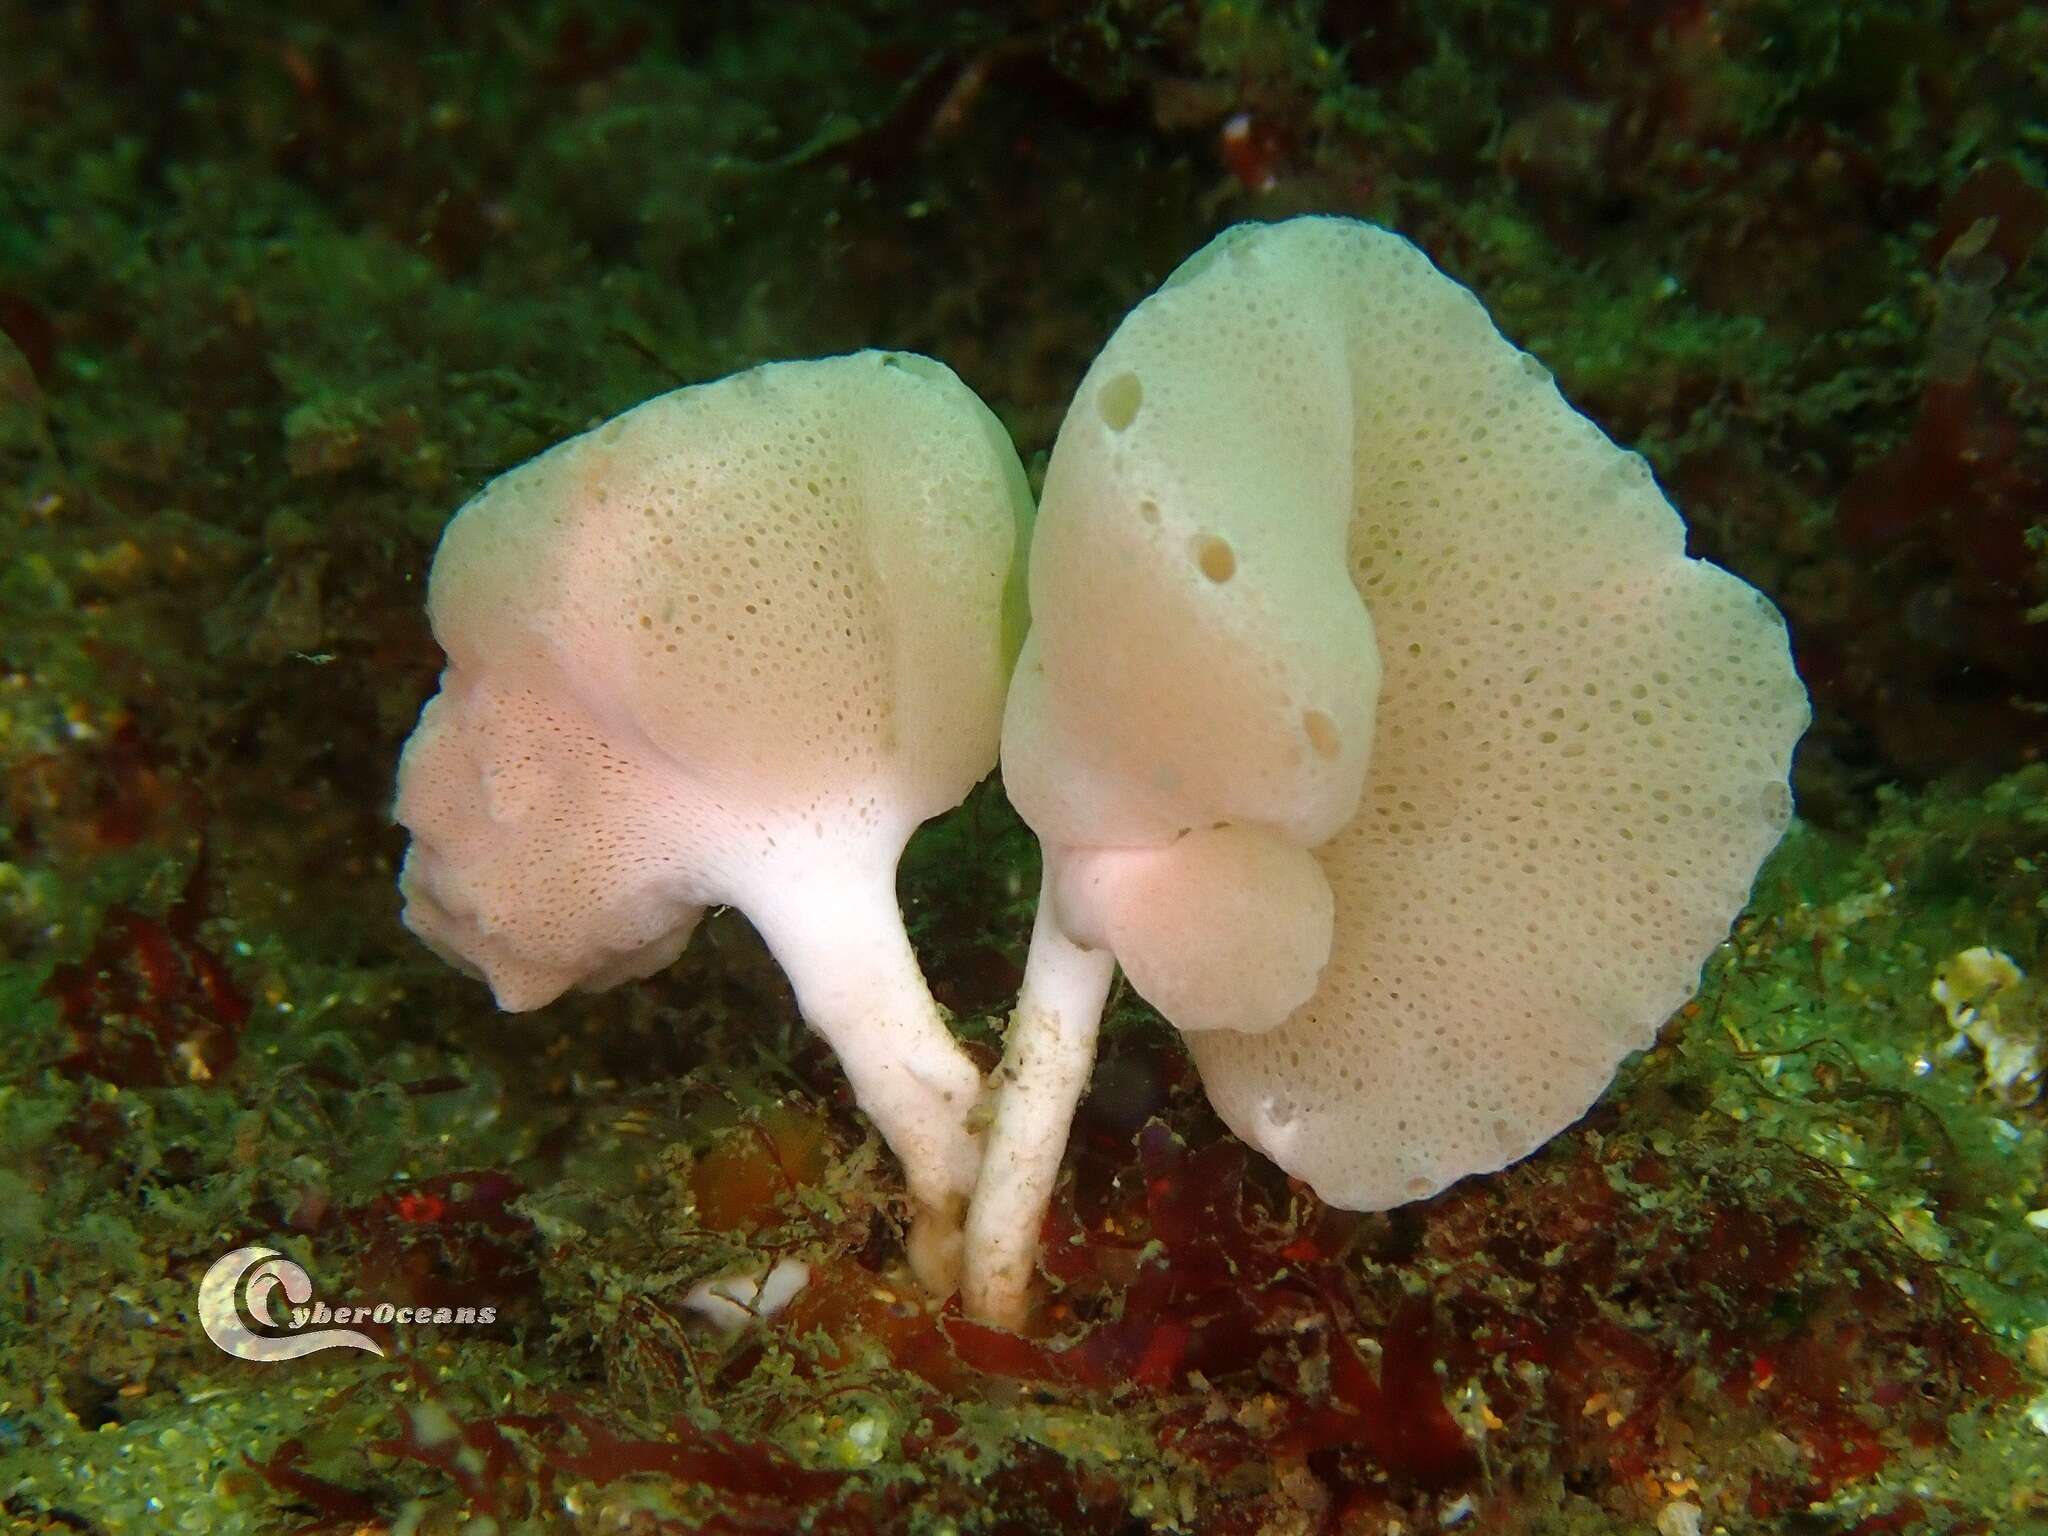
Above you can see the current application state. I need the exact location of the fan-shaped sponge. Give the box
[968,217,1807,1321]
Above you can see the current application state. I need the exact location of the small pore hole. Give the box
[1137,498,1160,524]
[1098,372,1143,430]
[1193,535,1236,583]
[1303,710,1340,759]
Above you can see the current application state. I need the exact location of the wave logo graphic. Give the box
[198,1246,385,1362]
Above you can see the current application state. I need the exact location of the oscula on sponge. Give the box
[964,216,1810,1325]
[394,351,1033,1293]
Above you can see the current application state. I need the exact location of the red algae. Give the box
[345,1169,542,1338]
[691,1108,835,1234]
[1825,159,2048,775]
[45,856,247,1088]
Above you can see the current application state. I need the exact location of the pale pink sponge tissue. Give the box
[962,216,1810,1325]
[395,351,1032,1293]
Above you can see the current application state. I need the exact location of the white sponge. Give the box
[395,352,1033,1294]
[398,352,1027,1007]
[1006,217,1810,1210]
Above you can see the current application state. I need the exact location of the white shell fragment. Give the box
[682,1258,813,1334]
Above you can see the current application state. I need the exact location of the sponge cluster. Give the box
[397,353,1030,1010]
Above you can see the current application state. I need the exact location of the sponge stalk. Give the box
[745,861,990,1297]
[961,864,1118,1327]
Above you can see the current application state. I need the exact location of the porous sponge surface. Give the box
[1003,232,1380,853]
[1013,217,1810,1209]
[397,352,1028,1010]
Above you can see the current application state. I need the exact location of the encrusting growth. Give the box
[393,352,1033,1293]
[964,217,1810,1326]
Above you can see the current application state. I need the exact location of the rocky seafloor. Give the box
[2,3,2045,1532]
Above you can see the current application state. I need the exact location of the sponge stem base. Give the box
[747,862,987,1297]
[961,862,1118,1327]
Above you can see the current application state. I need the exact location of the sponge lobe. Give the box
[396,667,708,1010]
[1054,825,1335,1035]
[1003,240,1382,852]
[397,352,1029,1009]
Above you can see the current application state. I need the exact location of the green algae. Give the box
[3,743,2042,1532]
